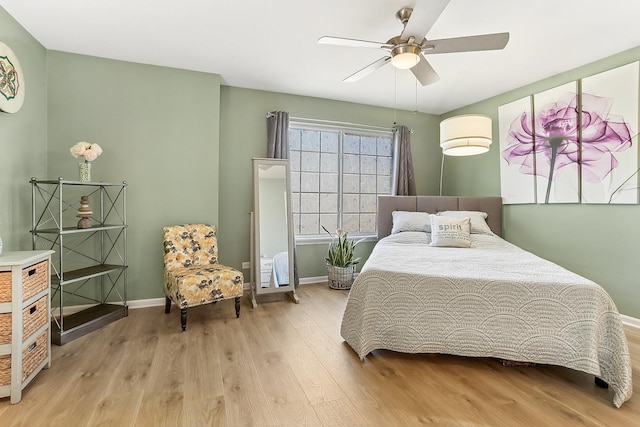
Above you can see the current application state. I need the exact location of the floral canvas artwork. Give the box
[500,82,581,204]
[530,82,581,204]
[580,62,638,204]
[499,96,537,204]
[498,62,639,205]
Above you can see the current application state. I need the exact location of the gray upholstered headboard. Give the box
[377,195,503,239]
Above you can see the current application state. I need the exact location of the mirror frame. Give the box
[250,158,299,307]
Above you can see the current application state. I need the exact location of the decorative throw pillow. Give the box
[391,211,431,234]
[437,210,493,235]
[429,215,471,248]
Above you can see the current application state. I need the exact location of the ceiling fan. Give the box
[318,0,509,86]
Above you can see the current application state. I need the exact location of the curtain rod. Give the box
[265,113,413,133]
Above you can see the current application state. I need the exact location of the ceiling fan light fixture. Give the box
[390,45,420,69]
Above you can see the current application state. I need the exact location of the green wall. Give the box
[442,46,640,318]
[218,86,441,279]
[46,51,221,301]
[0,9,47,251]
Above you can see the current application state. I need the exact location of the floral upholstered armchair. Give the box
[162,224,243,331]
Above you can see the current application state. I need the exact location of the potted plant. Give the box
[322,226,364,290]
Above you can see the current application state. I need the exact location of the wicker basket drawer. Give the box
[22,330,47,382]
[0,297,48,345]
[0,312,10,345]
[0,271,10,303]
[22,260,48,301]
[23,296,47,341]
[0,330,48,386]
[0,354,9,386]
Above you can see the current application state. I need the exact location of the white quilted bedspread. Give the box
[340,232,632,407]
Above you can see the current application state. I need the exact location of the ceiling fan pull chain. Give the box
[414,78,418,115]
[393,67,398,125]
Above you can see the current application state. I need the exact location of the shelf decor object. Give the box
[0,41,26,114]
[0,250,54,403]
[76,196,92,229]
[30,177,128,345]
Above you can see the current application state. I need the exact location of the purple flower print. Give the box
[502,92,633,203]
[580,94,633,182]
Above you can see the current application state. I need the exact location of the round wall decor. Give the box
[0,41,25,113]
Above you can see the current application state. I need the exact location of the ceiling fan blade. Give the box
[344,56,391,82]
[411,56,440,86]
[318,36,391,50]
[423,32,510,54]
[401,0,451,40]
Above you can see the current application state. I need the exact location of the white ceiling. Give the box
[2,0,640,115]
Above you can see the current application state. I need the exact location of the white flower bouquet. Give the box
[70,141,103,161]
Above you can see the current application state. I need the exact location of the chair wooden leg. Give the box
[181,308,187,331]
[164,297,171,314]
[235,296,241,318]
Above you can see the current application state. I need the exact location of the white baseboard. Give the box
[621,314,640,329]
[299,273,360,285]
[299,275,329,285]
[129,297,166,309]
[51,304,95,316]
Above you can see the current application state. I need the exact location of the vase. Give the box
[327,264,355,290]
[0,234,3,256]
[78,161,91,182]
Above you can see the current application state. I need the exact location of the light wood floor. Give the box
[1,282,639,426]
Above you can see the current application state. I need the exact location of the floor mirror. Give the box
[250,158,299,307]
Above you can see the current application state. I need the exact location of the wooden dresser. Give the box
[0,250,54,404]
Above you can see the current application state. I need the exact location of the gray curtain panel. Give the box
[391,125,416,196]
[267,111,290,159]
[266,110,299,287]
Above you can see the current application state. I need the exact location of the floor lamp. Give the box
[439,114,493,195]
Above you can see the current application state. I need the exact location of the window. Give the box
[289,122,393,239]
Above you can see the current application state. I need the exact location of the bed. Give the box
[340,195,632,408]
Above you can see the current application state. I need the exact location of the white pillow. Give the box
[391,211,431,234]
[438,210,493,235]
[429,215,471,248]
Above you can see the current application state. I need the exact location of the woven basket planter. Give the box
[327,264,355,290]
